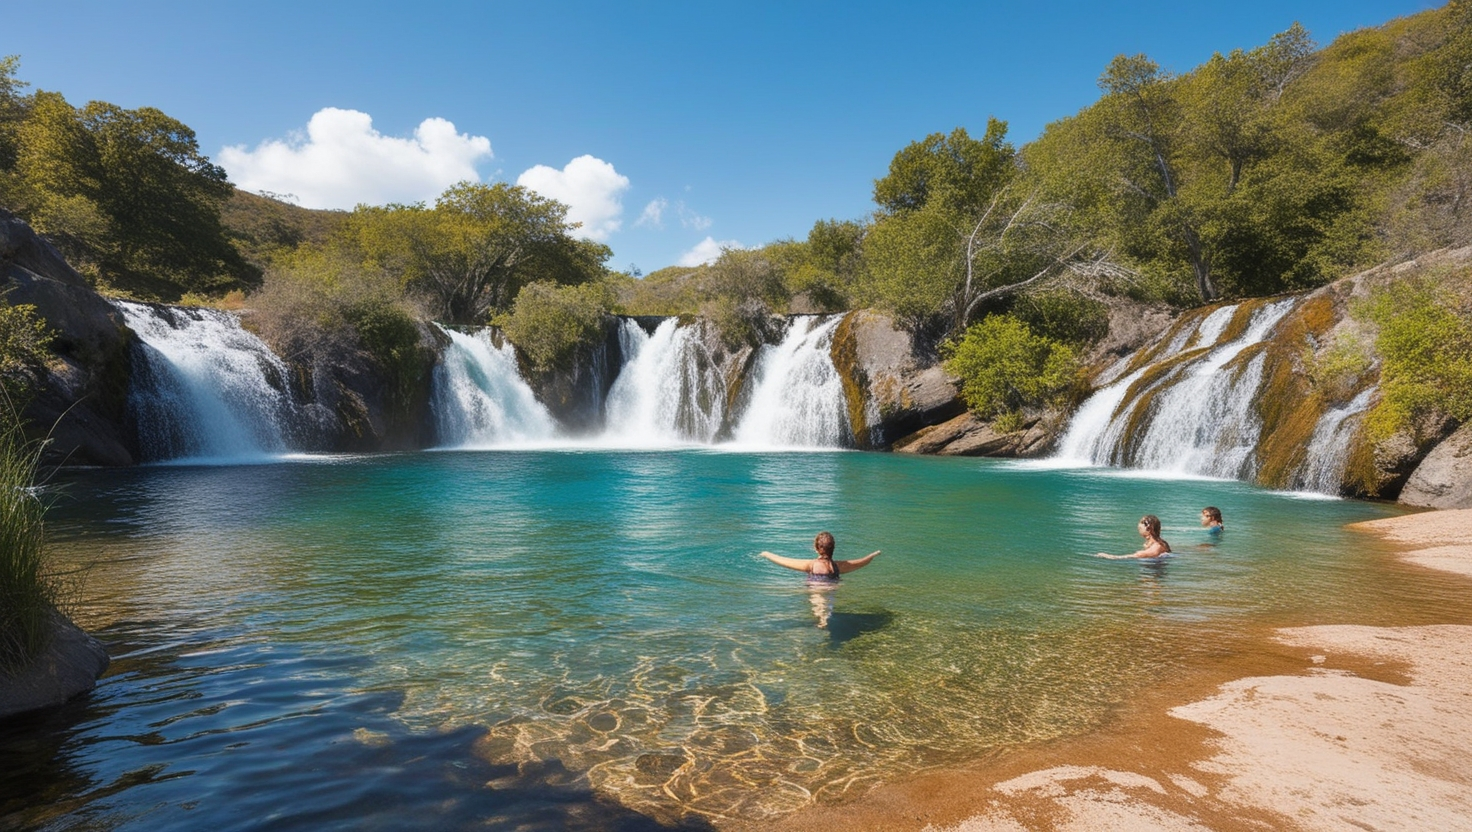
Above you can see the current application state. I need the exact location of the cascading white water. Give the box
[1053,300,1296,478]
[431,327,557,447]
[731,316,850,448]
[603,319,728,445]
[118,300,298,462]
[1292,387,1376,493]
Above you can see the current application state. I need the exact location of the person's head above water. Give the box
[1201,506,1224,527]
[1138,515,1163,540]
[814,531,835,558]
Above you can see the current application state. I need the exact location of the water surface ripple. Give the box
[4,451,1460,828]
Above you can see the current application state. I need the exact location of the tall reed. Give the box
[0,405,57,672]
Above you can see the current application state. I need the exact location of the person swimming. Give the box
[760,532,880,583]
[1096,515,1172,560]
[1201,506,1224,534]
[762,532,881,628]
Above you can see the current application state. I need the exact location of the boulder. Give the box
[830,311,966,449]
[892,412,1052,458]
[0,610,109,721]
[1400,423,1472,509]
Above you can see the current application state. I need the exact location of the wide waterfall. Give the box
[1053,297,1375,493]
[121,305,856,458]
[118,300,301,462]
[732,315,851,448]
[431,326,558,447]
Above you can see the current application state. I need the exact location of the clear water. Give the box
[4,451,1462,830]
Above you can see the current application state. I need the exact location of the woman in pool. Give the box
[1096,515,1172,559]
[760,531,880,582]
[1201,506,1225,534]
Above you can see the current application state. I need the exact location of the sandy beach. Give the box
[752,508,1472,832]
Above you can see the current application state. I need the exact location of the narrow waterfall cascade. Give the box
[603,318,728,445]
[731,315,851,448]
[1053,300,1300,480]
[430,326,558,447]
[1292,388,1376,493]
[117,300,300,462]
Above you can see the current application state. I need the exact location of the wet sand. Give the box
[746,508,1472,832]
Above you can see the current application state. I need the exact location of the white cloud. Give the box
[219,108,493,209]
[677,236,743,267]
[516,155,630,242]
[636,198,668,229]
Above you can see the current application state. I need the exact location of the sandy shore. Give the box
[749,508,1472,832]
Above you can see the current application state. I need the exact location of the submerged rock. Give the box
[0,610,109,721]
[1400,423,1472,509]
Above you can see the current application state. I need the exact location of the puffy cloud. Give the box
[516,155,630,241]
[677,236,743,267]
[219,108,493,209]
[636,198,668,229]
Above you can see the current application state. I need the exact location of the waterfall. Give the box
[1292,388,1375,493]
[603,318,728,445]
[118,300,299,462]
[431,327,558,447]
[1053,300,1296,479]
[730,316,851,449]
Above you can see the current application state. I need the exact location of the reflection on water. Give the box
[5,451,1465,827]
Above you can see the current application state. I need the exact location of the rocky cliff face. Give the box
[829,310,965,450]
[0,210,136,465]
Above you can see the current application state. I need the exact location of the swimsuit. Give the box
[807,559,839,584]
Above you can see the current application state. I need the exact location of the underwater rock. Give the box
[1400,423,1472,509]
[0,610,109,721]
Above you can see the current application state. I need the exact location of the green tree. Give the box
[347,182,609,324]
[81,101,247,293]
[864,120,1084,333]
[0,55,30,173]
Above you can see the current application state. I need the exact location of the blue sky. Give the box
[4,1,1439,273]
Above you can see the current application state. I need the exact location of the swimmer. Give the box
[760,531,880,582]
[1201,506,1224,534]
[1096,515,1172,560]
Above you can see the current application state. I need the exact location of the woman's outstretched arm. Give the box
[760,551,812,572]
[836,551,881,573]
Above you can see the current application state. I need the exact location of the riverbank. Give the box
[752,507,1472,831]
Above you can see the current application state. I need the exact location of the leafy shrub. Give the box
[1355,273,1472,440]
[943,314,1079,420]
[248,248,430,416]
[496,281,609,373]
[0,301,53,400]
[1012,289,1110,346]
[1302,331,1373,401]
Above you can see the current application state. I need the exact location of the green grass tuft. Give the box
[0,401,63,672]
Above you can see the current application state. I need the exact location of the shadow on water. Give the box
[0,623,715,832]
[825,609,894,648]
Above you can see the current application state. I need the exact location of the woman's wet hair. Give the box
[1202,506,1223,523]
[1140,515,1163,538]
[814,531,836,557]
